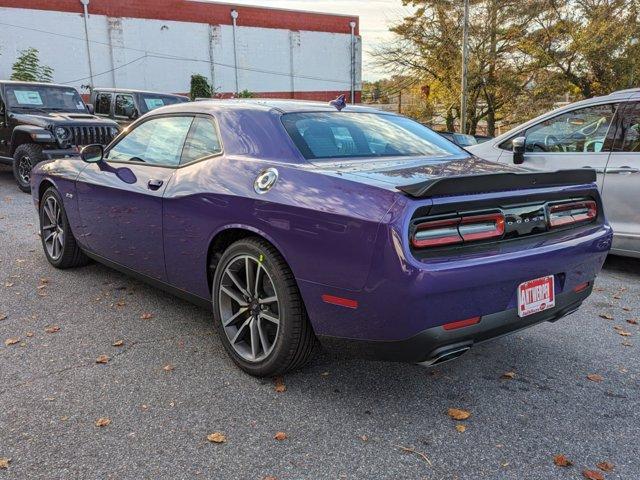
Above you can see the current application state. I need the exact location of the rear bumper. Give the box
[318,285,591,364]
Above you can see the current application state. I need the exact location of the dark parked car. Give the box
[30,99,612,376]
[0,80,119,192]
[90,87,189,126]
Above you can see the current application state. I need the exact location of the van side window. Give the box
[613,102,640,152]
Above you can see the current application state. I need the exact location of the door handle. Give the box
[147,179,164,190]
[606,166,640,175]
[582,166,606,173]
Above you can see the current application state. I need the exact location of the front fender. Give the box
[12,125,56,150]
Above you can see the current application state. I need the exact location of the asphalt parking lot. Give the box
[0,165,638,480]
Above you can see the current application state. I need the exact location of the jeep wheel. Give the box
[13,143,44,193]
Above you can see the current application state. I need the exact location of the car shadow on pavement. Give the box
[602,254,640,277]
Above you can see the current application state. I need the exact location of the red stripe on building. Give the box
[0,0,359,35]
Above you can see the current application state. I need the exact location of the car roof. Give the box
[92,87,189,98]
[0,80,79,89]
[153,98,387,115]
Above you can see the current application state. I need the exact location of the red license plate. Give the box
[517,275,555,318]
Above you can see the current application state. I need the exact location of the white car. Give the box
[468,88,640,258]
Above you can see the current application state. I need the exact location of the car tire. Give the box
[39,187,90,269]
[13,143,44,193]
[212,237,317,376]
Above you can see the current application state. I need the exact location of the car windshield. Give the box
[139,94,188,113]
[5,85,86,112]
[282,112,463,160]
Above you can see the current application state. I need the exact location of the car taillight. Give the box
[412,212,505,248]
[548,200,597,229]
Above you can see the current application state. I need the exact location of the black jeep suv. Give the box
[0,81,119,192]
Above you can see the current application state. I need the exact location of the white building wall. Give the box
[0,7,362,97]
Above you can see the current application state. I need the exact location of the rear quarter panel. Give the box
[162,154,399,299]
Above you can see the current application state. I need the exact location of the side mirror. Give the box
[81,144,104,163]
[86,103,95,115]
[512,136,526,164]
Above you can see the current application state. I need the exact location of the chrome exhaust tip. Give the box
[418,345,471,367]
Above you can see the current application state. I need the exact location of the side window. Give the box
[107,116,194,167]
[115,94,135,118]
[613,102,640,152]
[180,117,222,164]
[521,103,618,153]
[95,93,112,115]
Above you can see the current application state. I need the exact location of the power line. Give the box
[0,21,351,86]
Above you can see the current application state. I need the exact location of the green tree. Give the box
[237,89,254,98]
[522,0,640,98]
[189,74,212,100]
[10,47,54,82]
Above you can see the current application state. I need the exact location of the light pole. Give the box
[231,9,239,95]
[460,0,470,134]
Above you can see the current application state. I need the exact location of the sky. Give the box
[225,0,413,81]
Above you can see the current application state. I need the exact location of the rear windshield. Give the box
[282,112,463,160]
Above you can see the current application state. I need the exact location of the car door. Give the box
[500,103,620,189]
[602,100,640,255]
[0,92,10,159]
[76,115,195,281]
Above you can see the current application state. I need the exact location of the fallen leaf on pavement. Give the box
[617,330,632,337]
[116,300,126,307]
[622,307,632,312]
[583,470,604,480]
[0,313,7,321]
[596,461,614,472]
[447,408,471,420]
[207,432,226,443]
[627,319,638,325]
[360,434,368,441]
[96,355,110,364]
[26,332,34,338]
[274,431,288,441]
[599,313,613,320]
[45,325,60,333]
[501,371,516,380]
[553,454,573,467]
[587,374,603,382]
[140,312,154,320]
[4,338,19,346]
[4,282,14,288]
[163,364,174,372]
[622,341,632,347]
[112,340,124,347]
[274,376,286,393]
[455,424,466,433]
[0,458,10,469]
[95,417,111,427]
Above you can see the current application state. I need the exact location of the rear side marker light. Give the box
[322,294,358,309]
[412,213,505,249]
[549,200,597,228]
[442,316,481,331]
[573,282,590,293]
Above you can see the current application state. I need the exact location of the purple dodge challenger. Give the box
[30,99,613,376]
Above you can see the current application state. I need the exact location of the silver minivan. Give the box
[468,88,640,258]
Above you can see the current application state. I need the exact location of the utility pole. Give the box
[460,0,470,134]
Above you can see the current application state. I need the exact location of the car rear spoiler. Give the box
[396,169,597,198]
